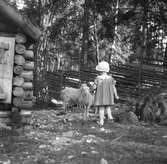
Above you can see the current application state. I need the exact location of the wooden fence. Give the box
[46,62,167,101]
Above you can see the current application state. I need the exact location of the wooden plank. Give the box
[0,93,6,99]
[0,42,9,49]
[0,36,15,103]
[46,61,167,102]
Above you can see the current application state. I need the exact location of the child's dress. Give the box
[94,75,116,106]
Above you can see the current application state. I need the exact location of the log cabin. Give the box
[0,0,42,125]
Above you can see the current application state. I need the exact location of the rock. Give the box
[86,138,93,143]
[81,151,89,157]
[159,120,167,126]
[127,111,139,124]
[162,135,167,138]
[45,159,56,164]
[39,144,47,149]
[100,158,108,164]
[22,159,36,164]
[2,159,11,164]
[91,126,95,129]
[56,136,60,140]
[62,131,74,137]
[115,111,139,124]
[91,150,99,155]
[0,123,11,130]
[99,127,105,132]
[67,155,74,159]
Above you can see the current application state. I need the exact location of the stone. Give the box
[67,155,74,159]
[39,144,47,149]
[100,158,108,164]
[22,159,36,164]
[62,131,74,137]
[116,111,139,124]
[91,150,99,155]
[81,151,89,157]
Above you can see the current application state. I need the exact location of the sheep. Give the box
[78,84,94,118]
[60,87,80,110]
[60,84,94,119]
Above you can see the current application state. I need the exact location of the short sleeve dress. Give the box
[94,75,116,106]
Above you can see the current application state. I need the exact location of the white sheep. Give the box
[60,84,94,119]
[60,87,80,110]
[78,84,94,118]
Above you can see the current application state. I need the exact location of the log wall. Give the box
[12,33,35,110]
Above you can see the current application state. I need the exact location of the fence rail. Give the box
[46,63,167,101]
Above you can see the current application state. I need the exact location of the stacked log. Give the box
[12,33,35,112]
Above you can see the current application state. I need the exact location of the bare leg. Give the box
[106,106,113,120]
[95,106,98,115]
[83,105,88,120]
[62,102,66,112]
[99,106,105,125]
[86,105,90,118]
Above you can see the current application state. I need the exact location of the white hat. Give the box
[95,61,110,72]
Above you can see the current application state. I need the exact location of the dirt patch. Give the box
[0,109,167,164]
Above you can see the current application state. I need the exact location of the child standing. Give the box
[94,61,119,126]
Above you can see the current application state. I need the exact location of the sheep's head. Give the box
[80,84,90,97]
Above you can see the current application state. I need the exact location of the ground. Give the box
[0,108,167,164]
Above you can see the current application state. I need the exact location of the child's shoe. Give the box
[107,119,114,123]
[97,121,104,126]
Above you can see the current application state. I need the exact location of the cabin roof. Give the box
[0,0,42,42]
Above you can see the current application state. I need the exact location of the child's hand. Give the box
[116,96,119,99]
[92,83,97,90]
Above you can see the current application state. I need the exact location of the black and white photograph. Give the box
[0,0,167,163]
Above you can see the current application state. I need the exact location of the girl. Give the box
[94,61,119,126]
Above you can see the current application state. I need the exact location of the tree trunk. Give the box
[163,43,167,68]
[93,4,99,65]
[81,0,89,66]
[34,0,54,102]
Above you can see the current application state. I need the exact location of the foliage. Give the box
[7,0,167,68]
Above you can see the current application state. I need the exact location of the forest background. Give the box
[7,0,167,71]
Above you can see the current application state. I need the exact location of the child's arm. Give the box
[112,77,119,99]
[113,85,119,99]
